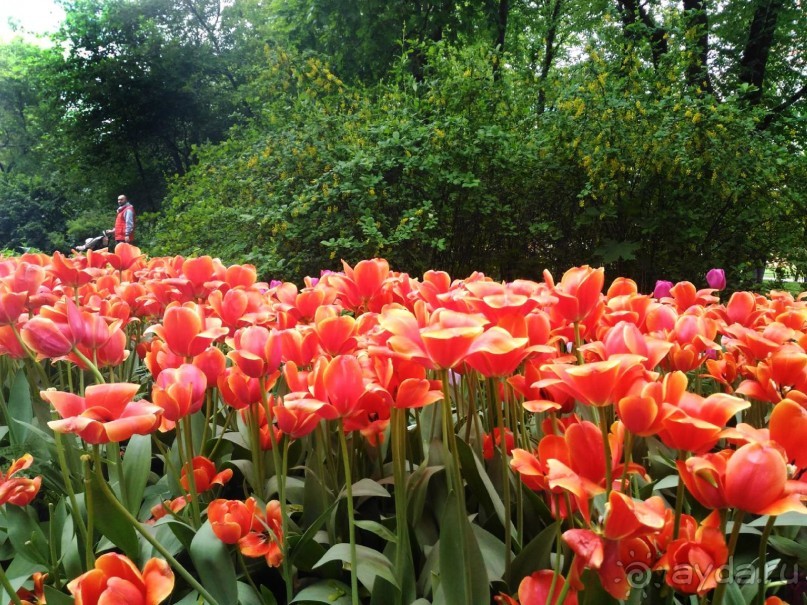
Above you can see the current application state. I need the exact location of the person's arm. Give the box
[124,208,134,239]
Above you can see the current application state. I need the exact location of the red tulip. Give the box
[548,265,605,325]
[43,383,162,444]
[67,553,174,605]
[483,428,515,460]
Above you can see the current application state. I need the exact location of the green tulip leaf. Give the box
[122,433,152,516]
[189,520,238,605]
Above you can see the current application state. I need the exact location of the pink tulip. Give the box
[706,268,726,291]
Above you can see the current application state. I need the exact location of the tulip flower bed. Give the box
[1,247,806,605]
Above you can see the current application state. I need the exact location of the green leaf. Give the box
[43,586,75,605]
[8,368,33,444]
[506,523,556,588]
[438,495,489,605]
[314,543,399,592]
[456,439,514,542]
[346,478,391,499]
[88,471,140,560]
[0,555,47,603]
[471,525,506,582]
[723,580,747,605]
[768,535,807,563]
[5,506,49,565]
[122,433,152,516]
[291,579,352,604]
[355,520,397,543]
[747,513,807,527]
[189,521,238,605]
[236,581,266,605]
[289,498,337,572]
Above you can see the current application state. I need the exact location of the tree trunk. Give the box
[682,0,712,93]
[738,0,785,105]
[492,0,509,81]
[616,0,668,69]
[537,0,563,114]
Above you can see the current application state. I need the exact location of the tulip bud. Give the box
[652,280,673,299]
[705,268,726,291]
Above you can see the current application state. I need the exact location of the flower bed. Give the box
[0,248,805,605]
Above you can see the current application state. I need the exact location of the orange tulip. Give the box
[537,355,646,407]
[238,500,284,567]
[548,265,605,325]
[208,497,261,544]
[0,324,27,359]
[724,441,807,515]
[328,258,391,313]
[152,364,207,424]
[108,242,144,271]
[50,251,93,287]
[276,394,331,439]
[677,450,732,510]
[15,571,46,605]
[585,321,673,371]
[227,325,283,378]
[655,520,728,595]
[770,394,807,469]
[659,390,749,454]
[218,367,263,410]
[0,454,42,506]
[420,309,488,369]
[43,383,162,444]
[180,456,233,493]
[464,326,530,377]
[20,315,74,359]
[518,570,578,605]
[148,495,189,523]
[0,288,26,325]
[146,303,228,358]
[67,553,174,605]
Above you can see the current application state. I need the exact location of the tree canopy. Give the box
[1,0,805,287]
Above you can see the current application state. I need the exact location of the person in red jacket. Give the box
[114,194,135,245]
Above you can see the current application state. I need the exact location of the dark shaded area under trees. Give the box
[1,0,805,289]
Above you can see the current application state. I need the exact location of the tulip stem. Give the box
[573,322,584,365]
[109,441,127,507]
[83,453,96,570]
[620,430,634,495]
[0,560,24,605]
[91,448,221,605]
[71,347,105,384]
[392,407,412,605]
[338,421,360,605]
[249,404,266,498]
[495,378,513,578]
[554,554,576,604]
[180,417,202,527]
[265,392,292,604]
[672,450,687,540]
[756,515,776,605]
[597,408,613,498]
[712,510,745,605]
[52,428,89,569]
